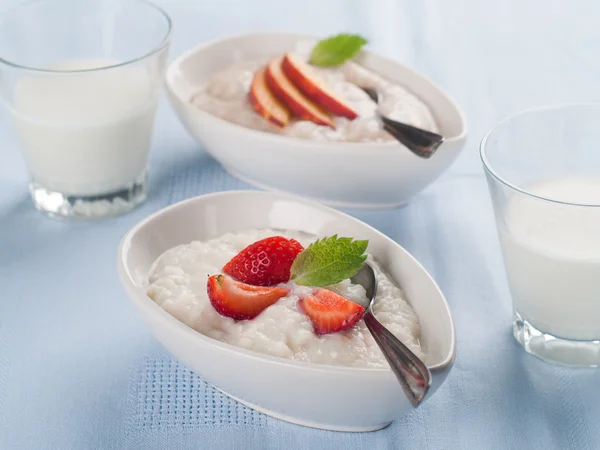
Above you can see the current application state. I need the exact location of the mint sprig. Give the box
[290,235,368,287]
[309,33,368,67]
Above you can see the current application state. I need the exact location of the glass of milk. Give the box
[482,104,600,366]
[0,0,171,218]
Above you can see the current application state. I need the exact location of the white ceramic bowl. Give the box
[165,32,467,209]
[117,190,456,431]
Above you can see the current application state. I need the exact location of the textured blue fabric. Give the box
[2,0,600,449]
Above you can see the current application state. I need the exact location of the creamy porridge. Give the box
[191,58,439,143]
[147,229,425,368]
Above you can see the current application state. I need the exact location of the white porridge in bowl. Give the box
[147,229,425,368]
[190,42,439,143]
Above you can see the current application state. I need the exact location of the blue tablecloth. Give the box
[2,1,600,449]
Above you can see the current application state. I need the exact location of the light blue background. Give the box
[1,1,600,449]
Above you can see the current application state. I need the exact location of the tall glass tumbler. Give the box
[0,0,171,219]
[481,104,600,366]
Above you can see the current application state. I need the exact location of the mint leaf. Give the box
[290,235,368,287]
[309,34,368,67]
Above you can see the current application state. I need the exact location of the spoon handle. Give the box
[380,117,444,159]
[360,86,444,159]
[363,310,432,407]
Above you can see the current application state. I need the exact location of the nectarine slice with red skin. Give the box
[282,52,358,120]
[248,66,290,127]
[265,57,335,128]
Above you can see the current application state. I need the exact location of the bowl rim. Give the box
[165,31,468,151]
[117,189,456,376]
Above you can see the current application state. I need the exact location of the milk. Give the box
[500,179,600,340]
[8,59,158,196]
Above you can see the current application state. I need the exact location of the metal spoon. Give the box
[351,262,432,407]
[361,86,444,159]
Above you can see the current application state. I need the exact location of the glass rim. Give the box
[0,0,172,74]
[480,102,600,208]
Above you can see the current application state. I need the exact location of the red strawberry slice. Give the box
[298,288,365,335]
[223,236,304,286]
[207,274,289,320]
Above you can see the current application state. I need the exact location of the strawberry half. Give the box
[223,236,304,286]
[207,274,289,320]
[298,288,365,335]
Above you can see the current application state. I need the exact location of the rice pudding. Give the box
[147,229,425,368]
[191,58,439,143]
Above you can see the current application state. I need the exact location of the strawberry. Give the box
[298,288,365,335]
[207,274,289,320]
[223,236,304,286]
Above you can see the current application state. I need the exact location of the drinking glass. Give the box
[0,0,171,219]
[481,104,600,366]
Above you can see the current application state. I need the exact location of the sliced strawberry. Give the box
[223,236,304,286]
[207,274,289,320]
[298,288,365,335]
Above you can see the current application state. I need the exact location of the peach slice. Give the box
[265,56,335,128]
[248,66,291,127]
[282,52,358,120]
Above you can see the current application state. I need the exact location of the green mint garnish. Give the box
[309,33,368,67]
[290,235,368,287]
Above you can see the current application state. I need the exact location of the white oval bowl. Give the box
[165,33,468,209]
[117,190,456,431]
